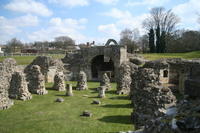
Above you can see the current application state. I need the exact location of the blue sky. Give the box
[0,0,199,44]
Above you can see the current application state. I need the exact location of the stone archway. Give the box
[91,55,114,80]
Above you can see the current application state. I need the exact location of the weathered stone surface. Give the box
[76,71,88,90]
[142,99,200,133]
[27,65,48,95]
[117,62,137,95]
[25,56,65,82]
[81,110,92,117]
[129,57,145,65]
[66,84,73,96]
[100,73,111,90]
[0,58,16,110]
[9,71,32,101]
[55,97,64,102]
[98,86,106,98]
[131,68,176,128]
[53,72,66,91]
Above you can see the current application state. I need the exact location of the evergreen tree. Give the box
[148,28,155,53]
[156,25,161,53]
[160,31,166,53]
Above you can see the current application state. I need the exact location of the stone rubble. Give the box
[100,73,111,90]
[76,71,88,90]
[9,71,32,101]
[53,72,66,91]
[27,65,48,95]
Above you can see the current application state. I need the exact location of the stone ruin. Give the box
[131,68,176,128]
[100,73,111,90]
[25,56,65,83]
[62,43,127,81]
[76,71,88,90]
[53,72,66,91]
[117,62,138,95]
[27,65,48,95]
[9,71,32,101]
[0,58,16,110]
[130,58,200,133]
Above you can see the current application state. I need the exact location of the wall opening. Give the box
[91,55,114,79]
[163,70,168,77]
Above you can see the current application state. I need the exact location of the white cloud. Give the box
[99,8,148,40]
[49,0,89,7]
[98,24,120,38]
[102,8,132,19]
[5,0,52,17]
[95,0,118,5]
[126,0,169,7]
[49,0,118,7]
[173,0,200,30]
[0,15,39,43]
[28,17,88,43]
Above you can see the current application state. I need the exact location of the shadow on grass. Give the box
[106,90,116,94]
[55,94,66,97]
[98,115,132,125]
[88,96,99,98]
[101,104,132,108]
[109,96,130,100]
[46,87,54,90]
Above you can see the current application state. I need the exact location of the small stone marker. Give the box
[66,84,73,96]
[98,86,106,98]
[81,110,92,117]
[55,97,64,103]
[92,100,101,105]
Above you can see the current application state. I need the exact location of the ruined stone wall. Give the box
[0,58,16,110]
[25,56,65,82]
[168,59,200,95]
[62,45,127,81]
[131,67,176,128]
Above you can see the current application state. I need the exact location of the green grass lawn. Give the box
[0,81,133,133]
[142,51,200,60]
[0,54,65,65]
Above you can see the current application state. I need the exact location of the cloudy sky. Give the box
[0,0,199,44]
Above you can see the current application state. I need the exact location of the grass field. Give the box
[0,81,133,133]
[0,54,65,65]
[142,51,200,60]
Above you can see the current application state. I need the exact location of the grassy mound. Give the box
[0,81,133,133]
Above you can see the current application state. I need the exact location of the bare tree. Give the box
[6,38,24,53]
[119,28,139,53]
[143,7,180,53]
[54,36,75,49]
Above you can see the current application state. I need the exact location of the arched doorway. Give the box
[91,55,114,80]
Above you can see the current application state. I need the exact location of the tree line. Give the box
[4,36,75,53]
[119,7,200,53]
